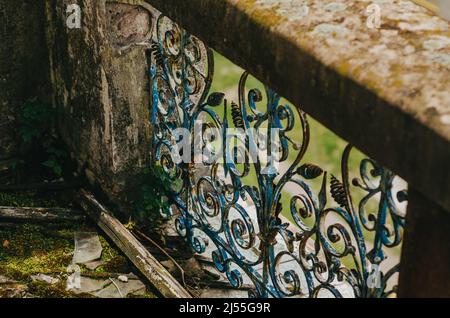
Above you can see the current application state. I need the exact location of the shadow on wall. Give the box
[0,0,51,160]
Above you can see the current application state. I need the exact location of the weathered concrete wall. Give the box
[0,0,51,159]
[46,0,153,215]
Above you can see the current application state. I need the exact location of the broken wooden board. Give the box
[76,189,192,298]
[0,206,85,222]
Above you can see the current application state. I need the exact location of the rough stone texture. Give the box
[147,0,450,213]
[46,0,153,216]
[0,0,51,159]
[418,0,450,20]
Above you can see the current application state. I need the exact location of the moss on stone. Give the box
[0,187,158,298]
[0,191,58,208]
[237,0,287,29]
[0,225,93,299]
[27,281,94,298]
[0,223,77,276]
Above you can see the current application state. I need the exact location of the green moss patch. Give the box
[1,224,76,275]
[0,191,58,208]
[0,221,157,298]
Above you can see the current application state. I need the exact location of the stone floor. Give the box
[0,221,157,298]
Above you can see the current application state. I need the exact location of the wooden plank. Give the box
[76,189,192,298]
[0,206,85,222]
[398,188,450,297]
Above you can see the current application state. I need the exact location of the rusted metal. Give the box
[148,9,408,298]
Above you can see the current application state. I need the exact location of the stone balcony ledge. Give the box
[147,0,450,212]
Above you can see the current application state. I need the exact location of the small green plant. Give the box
[42,143,68,177]
[18,101,54,143]
[17,101,68,179]
[133,166,177,229]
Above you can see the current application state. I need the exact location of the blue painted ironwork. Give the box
[148,13,407,298]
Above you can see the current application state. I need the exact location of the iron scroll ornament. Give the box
[148,14,407,298]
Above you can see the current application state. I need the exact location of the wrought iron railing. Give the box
[146,6,409,298]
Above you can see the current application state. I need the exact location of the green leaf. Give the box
[207,92,225,107]
[53,166,62,176]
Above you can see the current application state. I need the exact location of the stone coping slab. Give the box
[146,0,450,213]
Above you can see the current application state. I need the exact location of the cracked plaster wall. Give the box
[46,0,154,215]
